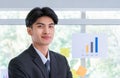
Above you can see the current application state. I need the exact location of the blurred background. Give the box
[0,0,120,78]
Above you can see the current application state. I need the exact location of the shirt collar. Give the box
[33,46,50,64]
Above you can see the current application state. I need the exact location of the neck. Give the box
[33,43,49,57]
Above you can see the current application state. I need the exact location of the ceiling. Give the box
[0,0,120,10]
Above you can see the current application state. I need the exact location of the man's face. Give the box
[27,16,55,46]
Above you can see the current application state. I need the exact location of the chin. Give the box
[43,42,51,45]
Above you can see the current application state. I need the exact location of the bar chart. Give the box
[85,37,98,54]
[72,33,107,58]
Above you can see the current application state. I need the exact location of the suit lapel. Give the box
[28,44,48,78]
[34,57,48,78]
[50,51,58,78]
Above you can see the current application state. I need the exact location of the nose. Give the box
[44,26,50,34]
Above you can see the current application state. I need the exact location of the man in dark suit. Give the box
[8,7,72,78]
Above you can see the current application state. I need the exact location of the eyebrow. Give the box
[35,23,44,25]
[35,23,55,25]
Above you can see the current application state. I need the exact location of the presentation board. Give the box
[72,33,107,58]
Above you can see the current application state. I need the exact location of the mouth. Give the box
[41,36,51,40]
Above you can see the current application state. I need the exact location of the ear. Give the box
[27,27,32,36]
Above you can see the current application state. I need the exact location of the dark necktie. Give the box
[45,60,50,78]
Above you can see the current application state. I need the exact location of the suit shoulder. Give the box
[50,51,64,57]
[9,49,31,64]
[50,51,66,61]
[17,49,30,59]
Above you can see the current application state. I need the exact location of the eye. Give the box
[49,25,54,28]
[38,25,42,27]
[37,24,44,28]
[49,23,55,28]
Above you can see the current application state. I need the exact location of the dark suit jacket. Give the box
[8,44,72,78]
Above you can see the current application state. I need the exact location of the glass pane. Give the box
[56,11,81,19]
[0,25,31,78]
[86,26,120,78]
[0,11,28,19]
[50,25,81,51]
[86,11,120,19]
[0,11,81,19]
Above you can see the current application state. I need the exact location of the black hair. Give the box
[25,7,58,27]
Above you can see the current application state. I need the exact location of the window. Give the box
[0,10,120,78]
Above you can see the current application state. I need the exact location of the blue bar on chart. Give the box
[95,37,98,53]
[90,42,93,53]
